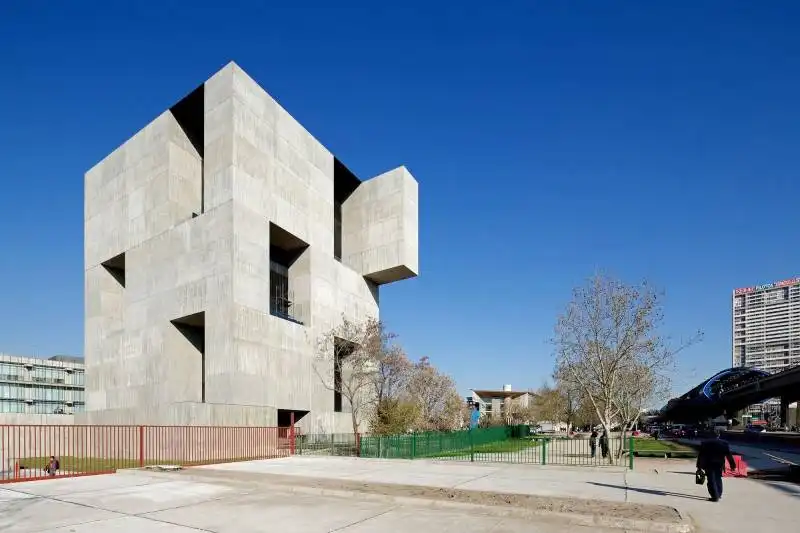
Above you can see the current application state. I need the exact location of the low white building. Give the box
[0,353,85,423]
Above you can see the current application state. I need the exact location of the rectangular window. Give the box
[269,256,291,319]
[268,223,308,325]
[334,202,342,261]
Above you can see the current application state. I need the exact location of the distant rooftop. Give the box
[48,355,84,363]
[471,389,532,399]
[0,353,84,365]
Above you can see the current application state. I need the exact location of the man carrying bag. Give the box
[696,431,736,502]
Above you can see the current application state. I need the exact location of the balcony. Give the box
[269,295,304,325]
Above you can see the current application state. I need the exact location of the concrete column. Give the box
[780,397,790,428]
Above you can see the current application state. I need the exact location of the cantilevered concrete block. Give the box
[341,167,419,284]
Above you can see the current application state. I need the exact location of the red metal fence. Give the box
[1,425,294,483]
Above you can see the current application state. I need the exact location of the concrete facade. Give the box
[82,62,418,432]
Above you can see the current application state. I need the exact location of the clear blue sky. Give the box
[1,2,799,398]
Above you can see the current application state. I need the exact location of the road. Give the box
[680,438,800,470]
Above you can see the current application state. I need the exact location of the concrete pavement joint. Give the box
[329,506,398,532]
[451,469,497,489]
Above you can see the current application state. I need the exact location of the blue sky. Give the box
[1,1,799,398]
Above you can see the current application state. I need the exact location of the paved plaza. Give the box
[0,456,797,532]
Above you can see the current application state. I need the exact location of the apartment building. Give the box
[733,276,800,373]
[0,354,85,415]
[733,276,800,419]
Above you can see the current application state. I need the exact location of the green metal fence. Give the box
[296,433,359,456]
[359,426,526,459]
[297,428,635,469]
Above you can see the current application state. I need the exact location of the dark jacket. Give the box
[696,438,736,471]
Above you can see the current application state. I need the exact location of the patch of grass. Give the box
[420,438,541,458]
[629,439,696,457]
[16,455,285,473]
[17,456,140,473]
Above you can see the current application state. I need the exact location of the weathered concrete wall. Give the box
[83,62,418,432]
[0,414,75,426]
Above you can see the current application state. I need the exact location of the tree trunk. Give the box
[600,421,614,465]
[351,410,359,455]
[617,425,629,459]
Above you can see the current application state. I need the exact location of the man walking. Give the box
[696,432,736,502]
[589,428,598,458]
[599,430,610,459]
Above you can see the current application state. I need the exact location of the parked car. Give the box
[745,424,766,434]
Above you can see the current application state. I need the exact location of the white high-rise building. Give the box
[733,276,800,373]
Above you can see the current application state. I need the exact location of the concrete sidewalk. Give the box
[0,469,628,533]
[1,456,797,532]
[198,456,798,533]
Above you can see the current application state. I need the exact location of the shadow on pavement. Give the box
[588,481,708,500]
[759,480,800,498]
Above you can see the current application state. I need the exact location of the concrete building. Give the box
[733,276,800,419]
[0,354,85,418]
[733,277,800,372]
[468,385,535,422]
[82,62,418,432]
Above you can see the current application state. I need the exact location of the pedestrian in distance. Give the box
[589,429,598,458]
[44,456,59,477]
[696,431,736,502]
[599,430,610,459]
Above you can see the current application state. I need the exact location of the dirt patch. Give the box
[170,468,683,524]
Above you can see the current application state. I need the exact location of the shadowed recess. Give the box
[101,252,126,288]
[171,311,206,403]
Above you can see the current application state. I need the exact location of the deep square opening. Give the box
[101,252,126,288]
[269,223,308,324]
[277,409,309,427]
[333,337,356,413]
[171,311,206,403]
[333,158,360,262]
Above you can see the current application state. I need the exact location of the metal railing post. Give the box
[289,412,296,456]
[628,435,634,470]
[411,433,417,459]
[138,426,144,468]
[469,429,475,462]
[541,438,547,465]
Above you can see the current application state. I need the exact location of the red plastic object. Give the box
[723,454,748,477]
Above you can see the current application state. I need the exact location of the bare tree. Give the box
[611,363,669,456]
[371,348,416,434]
[532,384,566,425]
[506,400,537,425]
[374,346,413,406]
[315,317,391,436]
[406,357,463,432]
[553,274,700,462]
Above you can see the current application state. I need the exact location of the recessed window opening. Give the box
[333,158,360,262]
[269,223,308,324]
